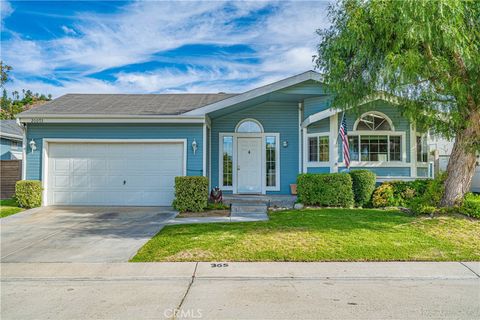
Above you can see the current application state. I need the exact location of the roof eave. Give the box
[183,71,324,116]
[17,114,207,124]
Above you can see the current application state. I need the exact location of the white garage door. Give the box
[47,142,184,206]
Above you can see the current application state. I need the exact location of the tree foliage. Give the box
[315,0,480,206]
[316,0,479,148]
[0,61,51,119]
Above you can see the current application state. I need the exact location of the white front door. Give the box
[237,137,262,193]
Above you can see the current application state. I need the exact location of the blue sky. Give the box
[1,0,330,97]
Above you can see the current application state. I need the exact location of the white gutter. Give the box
[17,114,207,124]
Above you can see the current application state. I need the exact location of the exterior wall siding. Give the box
[340,167,411,177]
[210,101,299,195]
[306,167,331,174]
[306,118,329,133]
[417,167,428,177]
[25,123,204,181]
[303,96,332,119]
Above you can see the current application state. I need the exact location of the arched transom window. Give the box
[235,119,263,133]
[354,112,394,131]
[349,112,404,162]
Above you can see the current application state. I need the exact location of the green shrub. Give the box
[297,173,354,207]
[172,176,209,212]
[372,183,395,207]
[459,193,480,218]
[372,178,435,208]
[14,180,42,209]
[408,173,446,215]
[349,170,376,207]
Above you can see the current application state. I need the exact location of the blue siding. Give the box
[307,118,329,133]
[210,101,299,195]
[417,167,428,177]
[340,167,411,177]
[306,167,331,174]
[1,138,12,160]
[25,123,204,181]
[279,80,326,96]
[338,100,412,163]
[303,96,332,119]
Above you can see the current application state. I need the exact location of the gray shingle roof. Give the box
[18,93,238,116]
[0,120,22,137]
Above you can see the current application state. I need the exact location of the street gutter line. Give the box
[460,262,480,278]
[173,262,198,320]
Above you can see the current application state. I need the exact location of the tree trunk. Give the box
[440,131,477,207]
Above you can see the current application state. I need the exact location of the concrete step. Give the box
[230,204,267,214]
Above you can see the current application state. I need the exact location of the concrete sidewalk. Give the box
[2,262,479,319]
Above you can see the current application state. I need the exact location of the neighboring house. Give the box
[17,71,433,206]
[429,136,480,193]
[0,120,23,160]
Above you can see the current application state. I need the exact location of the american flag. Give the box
[339,114,350,168]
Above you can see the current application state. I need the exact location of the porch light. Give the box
[29,139,36,152]
[283,140,289,148]
[192,139,198,155]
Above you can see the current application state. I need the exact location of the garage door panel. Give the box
[47,142,184,206]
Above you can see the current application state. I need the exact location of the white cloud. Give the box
[61,25,77,35]
[1,0,13,20]
[2,1,331,96]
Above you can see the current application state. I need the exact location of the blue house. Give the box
[17,71,431,206]
[1,120,23,160]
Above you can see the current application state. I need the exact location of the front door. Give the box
[237,137,262,193]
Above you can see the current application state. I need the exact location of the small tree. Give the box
[315,0,479,207]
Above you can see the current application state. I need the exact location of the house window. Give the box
[417,135,428,162]
[236,119,263,133]
[222,136,233,187]
[266,136,276,187]
[10,140,20,150]
[356,112,393,131]
[308,136,329,162]
[348,112,403,162]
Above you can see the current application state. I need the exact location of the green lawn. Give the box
[0,198,24,218]
[132,208,480,262]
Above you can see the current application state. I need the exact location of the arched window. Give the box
[235,119,263,133]
[349,112,403,162]
[354,112,394,131]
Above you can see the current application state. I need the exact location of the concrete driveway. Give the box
[0,206,176,263]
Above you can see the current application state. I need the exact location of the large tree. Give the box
[315,0,479,207]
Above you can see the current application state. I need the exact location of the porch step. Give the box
[230,203,267,214]
[223,195,296,208]
[230,203,269,221]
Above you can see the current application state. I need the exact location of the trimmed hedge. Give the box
[459,193,480,218]
[15,180,42,209]
[297,173,354,207]
[172,176,209,212]
[349,170,376,207]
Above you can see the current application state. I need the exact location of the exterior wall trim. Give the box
[18,115,207,124]
[41,138,187,206]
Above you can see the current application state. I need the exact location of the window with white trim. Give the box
[10,140,20,150]
[416,134,428,162]
[222,136,233,187]
[236,119,263,133]
[308,135,329,162]
[349,112,403,162]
